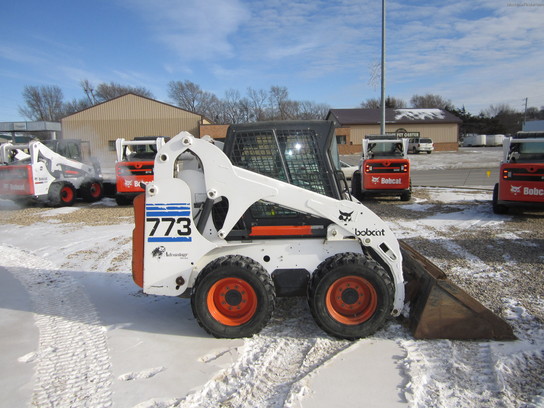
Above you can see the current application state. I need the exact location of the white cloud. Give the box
[122,0,250,61]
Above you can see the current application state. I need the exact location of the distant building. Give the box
[523,120,544,131]
[61,93,211,167]
[326,108,461,154]
[0,121,61,142]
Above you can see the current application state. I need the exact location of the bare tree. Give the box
[63,98,92,116]
[221,89,245,124]
[80,79,97,105]
[168,80,220,119]
[410,94,453,110]
[19,85,66,121]
[269,86,290,120]
[360,98,381,109]
[483,103,517,118]
[360,96,406,109]
[94,81,154,102]
[482,104,522,134]
[247,87,268,121]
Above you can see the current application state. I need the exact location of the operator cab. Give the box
[215,120,345,240]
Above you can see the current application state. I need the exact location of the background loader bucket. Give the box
[400,241,516,340]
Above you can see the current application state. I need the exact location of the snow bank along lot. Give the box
[1,149,543,408]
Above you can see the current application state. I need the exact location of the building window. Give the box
[336,135,346,145]
[108,140,116,151]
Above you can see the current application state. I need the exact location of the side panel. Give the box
[132,194,146,287]
[362,159,410,190]
[498,163,544,203]
[141,178,217,296]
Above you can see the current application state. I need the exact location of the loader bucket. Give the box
[399,240,516,341]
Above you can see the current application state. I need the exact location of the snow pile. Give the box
[395,109,446,121]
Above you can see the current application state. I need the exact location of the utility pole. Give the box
[523,97,528,127]
[380,0,386,135]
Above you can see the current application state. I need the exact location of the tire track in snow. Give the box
[400,339,508,408]
[2,245,113,407]
[172,298,351,408]
[399,237,544,408]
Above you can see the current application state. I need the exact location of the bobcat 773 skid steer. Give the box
[132,121,515,340]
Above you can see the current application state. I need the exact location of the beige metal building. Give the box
[326,108,461,154]
[61,93,210,169]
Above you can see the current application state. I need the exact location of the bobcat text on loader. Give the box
[115,137,167,205]
[492,131,544,214]
[351,135,411,201]
[132,121,514,340]
[0,139,103,206]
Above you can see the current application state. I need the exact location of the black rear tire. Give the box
[308,253,394,340]
[191,255,276,338]
[80,180,103,202]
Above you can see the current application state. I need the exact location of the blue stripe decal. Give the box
[146,203,190,208]
[146,211,191,216]
[148,237,192,242]
[146,206,190,210]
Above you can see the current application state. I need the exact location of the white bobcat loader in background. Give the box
[0,139,103,206]
[132,121,515,340]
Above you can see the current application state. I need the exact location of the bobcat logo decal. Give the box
[510,185,521,195]
[152,246,166,259]
[338,210,354,222]
[372,176,380,183]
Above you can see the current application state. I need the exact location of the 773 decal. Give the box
[145,203,193,242]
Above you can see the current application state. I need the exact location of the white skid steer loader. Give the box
[0,139,103,206]
[132,122,515,340]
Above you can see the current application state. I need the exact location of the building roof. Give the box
[61,93,212,123]
[0,121,61,132]
[327,108,462,125]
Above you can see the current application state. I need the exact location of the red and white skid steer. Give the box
[0,139,103,206]
[132,121,515,340]
[351,135,411,201]
[114,137,167,205]
[492,131,544,214]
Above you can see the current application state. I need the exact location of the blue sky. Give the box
[1,0,543,121]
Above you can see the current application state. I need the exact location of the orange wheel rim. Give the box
[207,278,257,326]
[90,183,101,198]
[61,187,74,202]
[325,275,377,325]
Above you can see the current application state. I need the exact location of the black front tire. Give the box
[308,253,394,340]
[400,180,412,201]
[351,171,362,200]
[492,183,508,214]
[191,255,276,338]
[115,194,133,206]
[48,182,76,207]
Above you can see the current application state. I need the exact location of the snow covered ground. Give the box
[1,148,543,408]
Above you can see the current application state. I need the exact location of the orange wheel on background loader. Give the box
[309,253,394,340]
[191,255,276,338]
